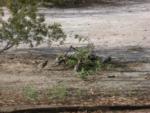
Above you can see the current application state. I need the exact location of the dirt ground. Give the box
[0,48,150,109]
[3,0,150,49]
[41,0,150,49]
[1,0,150,112]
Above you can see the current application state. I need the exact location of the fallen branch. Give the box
[0,42,14,54]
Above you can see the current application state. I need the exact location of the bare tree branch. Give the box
[0,42,14,54]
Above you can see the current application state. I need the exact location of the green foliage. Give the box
[48,84,67,100]
[49,0,67,7]
[56,40,113,79]
[66,57,78,68]
[0,0,6,6]
[75,47,102,76]
[78,68,90,79]
[23,85,39,101]
[0,0,66,53]
[0,0,114,8]
[57,45,103,79]
[48,23,66,45]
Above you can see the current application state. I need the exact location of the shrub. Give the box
[56,44,104,79]
[48,84,67,100]
[23,85,39,101]
[0,0,66,53]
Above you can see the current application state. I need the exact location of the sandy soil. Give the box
[2,0,150,49]
[40,0,150,49]
[0,50,150,108]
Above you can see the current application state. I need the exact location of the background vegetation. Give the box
[0,0,66,53]
[42,0,114,7]
[0,0,114,7]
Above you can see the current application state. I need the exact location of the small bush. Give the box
[23,85,39,101]
[56,44,106,79]
[48,84,67,100]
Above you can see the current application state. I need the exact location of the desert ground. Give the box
[0,0,150,113]
[42,0,150,49]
